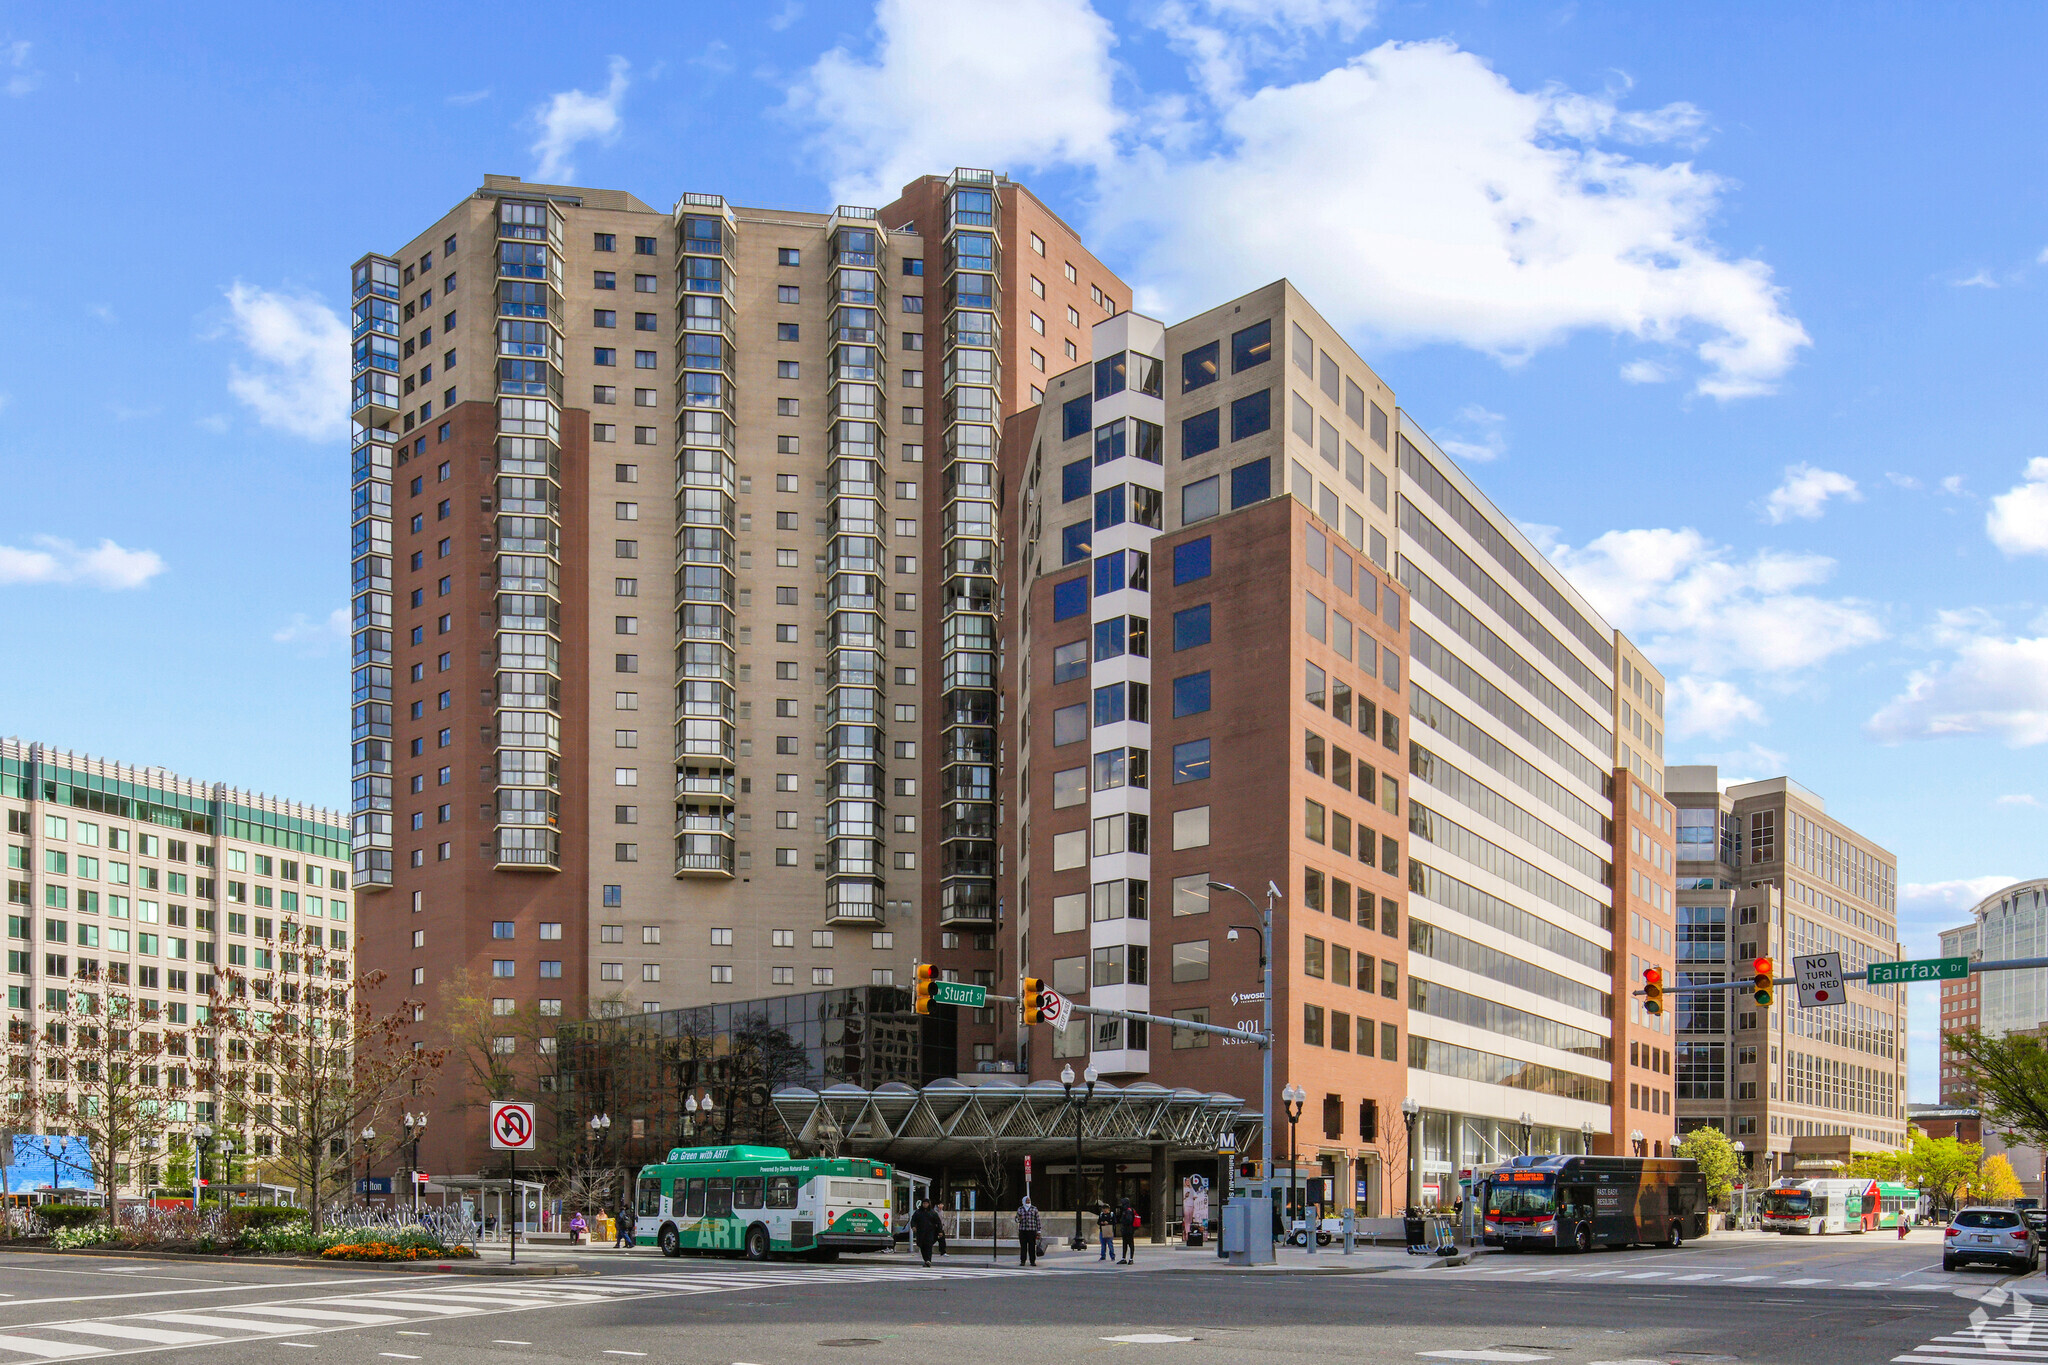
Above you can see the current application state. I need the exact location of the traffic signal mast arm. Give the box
[1061,1001,1270,1047]
[1632,954,2048,994]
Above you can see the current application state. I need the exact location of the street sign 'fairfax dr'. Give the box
[1866,956,1969,985]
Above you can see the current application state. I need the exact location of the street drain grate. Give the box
[818,1341,884,1348]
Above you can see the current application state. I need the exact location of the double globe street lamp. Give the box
[1282,1082,1307,1240]
[402,1111,429,1213]
[1060,1064,1098,1249]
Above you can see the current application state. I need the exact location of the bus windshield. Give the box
[1765,1191,1810,1215]
[1486,1183,1556,1218]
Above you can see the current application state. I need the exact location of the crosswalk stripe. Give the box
[0,1337,105,1360]
[209,1307,412,1325]
[134,1314,319,1334]
[51,1324,220,1345]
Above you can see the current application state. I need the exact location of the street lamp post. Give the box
[1401,1097,1422,1214]
[402,1112,429,1215]
[192,1122,213,1206]
[1059,1064,1098,1249]
[1281,1083,1306,1245]
[588,1112,612,1221]
[1630,1128,1645,1158]
[1580,1120,1595,1156]
[1518,1111,1534,1157]
[216,1138,235,1197]
[1211,880,1277,1201]
[359,1125,376,1206]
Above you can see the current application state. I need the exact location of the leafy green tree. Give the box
[163,1134,195,1192]
[1676,1126,1740,1207]
[1902,1132,1984,1209]
[1980,1153,2024,1203]
[1843,1149,1905,1182]
[1947,1026,2048,1150]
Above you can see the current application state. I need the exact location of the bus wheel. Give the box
[1665,1221,1684,1249]
[1575,1224,1592,1254]
[659,1225,682,1258]
[745,1224,771,1262]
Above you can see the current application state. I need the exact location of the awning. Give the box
[770,1078,1256,1165]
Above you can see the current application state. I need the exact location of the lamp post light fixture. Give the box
[1400,1097,1422,1214]
[1212,879,1279,1206]
[1630,1128,1645,1158]
[1518,1111,1534,1157]
[359,1125,376,1205]
[1580,1120,1595,1156]
[1060,1063,1099,1249]
[1281,1082,1308,1241]
[192,1122,213,1205]
[402,1111,429,1214]
[216,1137,235,1194]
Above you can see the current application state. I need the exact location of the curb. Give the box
[0,1245,585,1276]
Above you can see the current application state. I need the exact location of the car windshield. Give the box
[1764,1191,1809,1214]
[1486,1185,1556,1218]
[1957,1210,2021,1229]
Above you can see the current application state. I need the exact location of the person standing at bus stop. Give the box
[1015,1196,1042,1266]
[911,1197,944,1267]
[1116,1197,1138,1264]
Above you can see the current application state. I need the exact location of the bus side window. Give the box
[707,1176,734,1218]
[685,1178,707,1218]
[768,1175,798,1209]
[735,1177,764,1209]
[638,1176,663,1219]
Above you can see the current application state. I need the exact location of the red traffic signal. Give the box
[1643,966,1665,1016]
[1752,957,1774,1006]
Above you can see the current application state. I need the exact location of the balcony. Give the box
[674,819,735,878]
[494,827,561,872]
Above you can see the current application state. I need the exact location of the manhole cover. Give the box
[819,1341,884,1348]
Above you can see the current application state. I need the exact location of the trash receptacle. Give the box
[1404,1212,1428,1251]
[597,1215,614,1243]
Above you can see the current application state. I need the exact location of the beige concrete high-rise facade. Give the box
[1667,766,1907,1182]
[348,172,1126,1175]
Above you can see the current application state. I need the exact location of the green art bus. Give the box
[1762,1178,1919,1234]
[632,1144,896,1260]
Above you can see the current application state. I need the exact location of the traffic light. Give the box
[1753,957,1774,1006]
[1643,966,1664,1016]
[1022,976,1045,1025]
[913,963,935,1015]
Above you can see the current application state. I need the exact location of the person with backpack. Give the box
[1116,1197,1138,1263]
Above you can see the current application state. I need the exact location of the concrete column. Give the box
[1150,1142,1169,1243]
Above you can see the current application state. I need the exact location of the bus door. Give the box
[684,1177,707,1221]
[637,1174,665,1230]
[1562,1186,1595,1244]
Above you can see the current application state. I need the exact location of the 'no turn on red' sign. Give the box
[1795,952,1845,1009]
[489,1100,536,1151]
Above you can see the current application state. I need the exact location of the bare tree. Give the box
[233,932,445,1232]
[35,965,185,1230]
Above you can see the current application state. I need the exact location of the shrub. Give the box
[52,1223,115,1250]
[321,1240,476,1261]
[38,1205,103,1231]
[231,1206,304,1232]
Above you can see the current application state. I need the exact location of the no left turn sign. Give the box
[489,1100,536,1150]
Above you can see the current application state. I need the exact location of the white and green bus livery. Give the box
[633,1144,895,1260]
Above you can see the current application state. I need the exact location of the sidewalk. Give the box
[471,1236,1474,1273]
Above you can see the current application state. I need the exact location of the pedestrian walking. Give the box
[911,1197,945,1267]
[1116,1197,1137,1264]
[1016,1197,1043,1266]
[1096,1203,1115,1261]
[615,1205,637,1248]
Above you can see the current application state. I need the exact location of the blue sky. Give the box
[4,1,2044,1098]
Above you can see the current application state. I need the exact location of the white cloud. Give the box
[1941,474,1967,496]
[0,536,165,590]
[1668,676,1764,738]
[5,39,37,98]
[1987,458,2048,557]
[1899,876,2016,945]
[446,88,492,107]
[1868,630,2048,747]
[1537,525,1884,676]
[222,283,348,440]
[1097,39,1809,399]
[790,0,1123,208]
[1434,404,1506,464]
[1885,471,1921,490]
[273,606,351,649]
[1193,0,1375,30]
[1685,741,1788,788]
[1996,794,2040,808]
[531,57,630,183]
[1953,269,1999,289]
[194,413,229,435]
[769,1,804,30]
[1762,462,1860,524]
[1619,359,1669,384]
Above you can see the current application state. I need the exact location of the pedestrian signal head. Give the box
[1022,976,1045,1025]
[1642,965,1664,1016]
[1752,956,1774,1007]
[913,962,935,1015]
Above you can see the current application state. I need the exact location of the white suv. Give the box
[1945,1207,2039,1273]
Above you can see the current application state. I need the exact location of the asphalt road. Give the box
[0,1230,2029,1365]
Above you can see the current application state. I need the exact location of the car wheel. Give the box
[659,1224,682,1259]
[745,1224,771,1262]
[1943,1256,1957,1272]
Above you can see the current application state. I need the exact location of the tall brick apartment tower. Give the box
[348,173,1124,1176]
